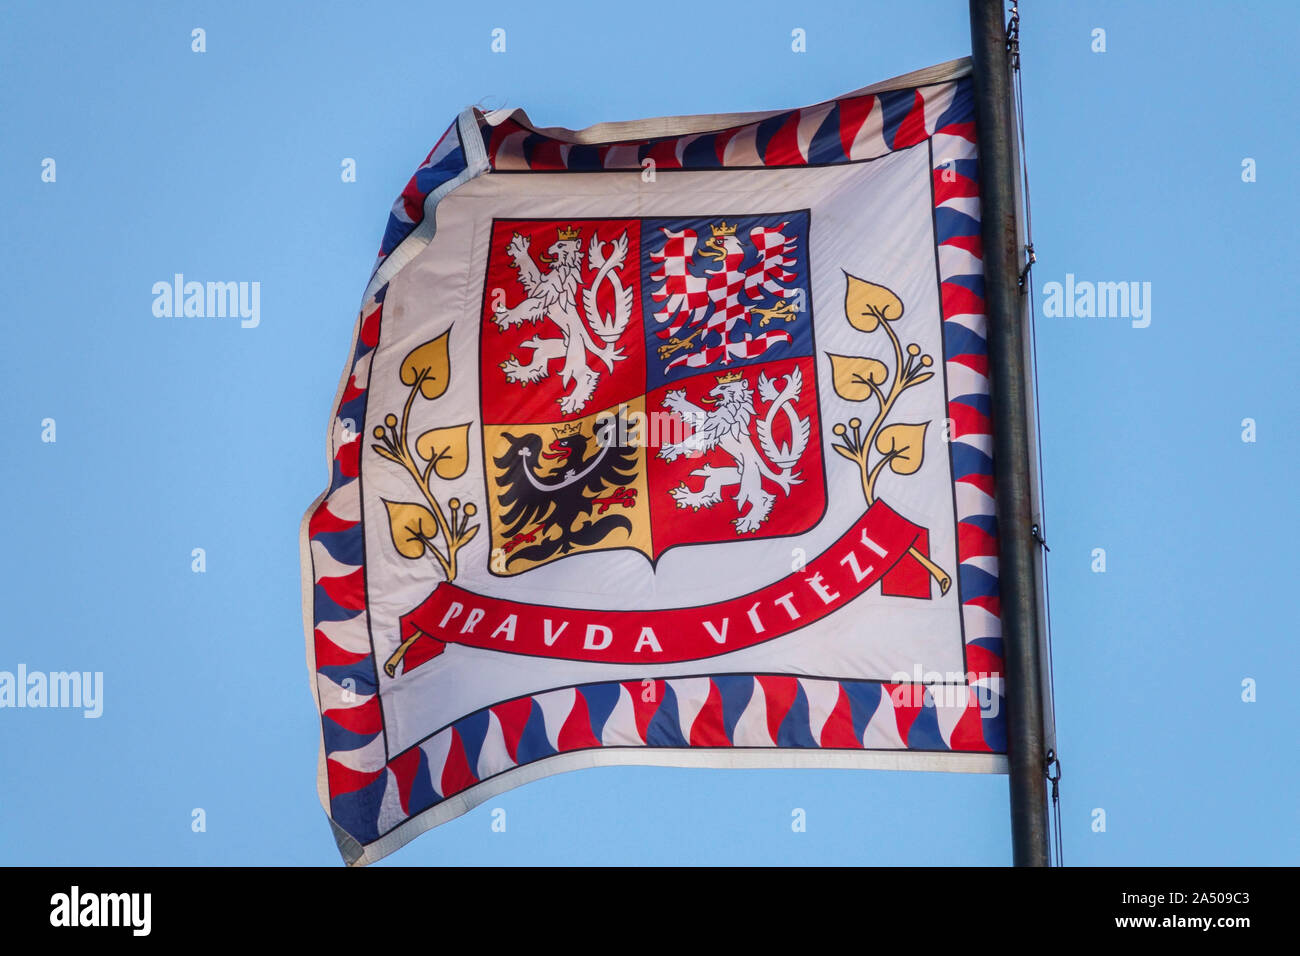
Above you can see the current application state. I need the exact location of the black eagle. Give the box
[493,415,639,569]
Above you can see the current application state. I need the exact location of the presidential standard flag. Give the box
[301,58,1006,865]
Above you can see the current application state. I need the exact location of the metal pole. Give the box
[968,0,1049,867]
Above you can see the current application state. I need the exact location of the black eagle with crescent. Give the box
[493,414,639,568]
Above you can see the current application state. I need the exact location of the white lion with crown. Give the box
[658,367,810,532]
[493,224,633,414]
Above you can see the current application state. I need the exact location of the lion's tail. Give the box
[584,234,633,345]
[756,369,810,480]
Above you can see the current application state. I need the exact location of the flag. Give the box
[300,57,1006,865]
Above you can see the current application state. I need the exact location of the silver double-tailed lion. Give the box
[493,225,632,415]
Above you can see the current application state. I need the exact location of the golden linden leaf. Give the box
[844,274,904,332]
[415,423,471,480]
[383,499,438,559]
[828,353,889,401]
[400,331,451,400]
[875,422,928,476]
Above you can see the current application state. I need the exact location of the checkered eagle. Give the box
[649,221,804,372]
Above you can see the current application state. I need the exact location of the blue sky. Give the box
[1,0,1296,865]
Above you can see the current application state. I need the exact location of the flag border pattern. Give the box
[371,121,463,278]
[301,60,1005,866]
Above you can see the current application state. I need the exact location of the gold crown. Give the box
[557,225,582,241]
[716,370,744,385]
[552,422,581,437]
[709,221,738,237]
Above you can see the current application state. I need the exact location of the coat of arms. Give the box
[478,213,825,574]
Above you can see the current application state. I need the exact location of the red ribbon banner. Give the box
[392,500,931,672]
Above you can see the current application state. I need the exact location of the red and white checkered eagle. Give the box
[649,220,803,371]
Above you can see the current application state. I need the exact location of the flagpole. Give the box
[968,0,1050,867]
